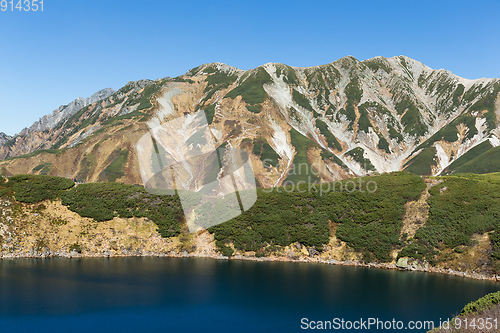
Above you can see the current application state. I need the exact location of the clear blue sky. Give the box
[1,0,499,135]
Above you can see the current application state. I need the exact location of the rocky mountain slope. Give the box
[0,132,12,146]
[19,88,116,135]
[0,56,498,185]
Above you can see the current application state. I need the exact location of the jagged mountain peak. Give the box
[187,62,243,77]
[18,87,116,136]
[0,133,12,146]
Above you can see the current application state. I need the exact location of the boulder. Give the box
[396,257,408,269]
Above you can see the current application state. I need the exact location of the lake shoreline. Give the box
[2,250,498,283]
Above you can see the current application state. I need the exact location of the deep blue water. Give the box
[0,257,498,332]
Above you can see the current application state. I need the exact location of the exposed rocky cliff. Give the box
[0,133,11,146]
[19,88,116,135]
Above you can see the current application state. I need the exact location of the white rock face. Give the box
[19,88,115,135]
[0,132,12,146]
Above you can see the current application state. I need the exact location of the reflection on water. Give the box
[0,257,498,332]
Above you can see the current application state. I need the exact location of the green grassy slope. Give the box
[404,147,437,175]
[444,140,493,174]
[453,145,500,174]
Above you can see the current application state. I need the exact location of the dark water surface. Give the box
[0,257,498,332]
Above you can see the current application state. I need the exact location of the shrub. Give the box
[210,172,425,262]
[400,174,500,263]
[461,291,500,316]
[6,175,74,203]
[61,182,183,237]
[69,243,82,254]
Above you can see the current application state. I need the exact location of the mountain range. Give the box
[0,55,499,186]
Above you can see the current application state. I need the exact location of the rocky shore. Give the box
[2,248,498,283]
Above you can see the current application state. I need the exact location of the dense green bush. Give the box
[283,128,320,184]
[444,140,493,174]
[356,103,373,133]
[333,172,425,261]
[461,291,500,316]
[377,136,390,154]
[388,125,404,143]
[61,182,183,237]
[209,172,425,262]
[400,174,500,263]
[6,175,74,203]
[136,83,162,111]
[32,161,52,175]
[363,58,392,73]
[209,188,331,255]
[11,172,498,265]
[292,89,313,111]
[344,78,363,103]
[253,139,280,167]
[203,104,216,124]
[345,147,375,171]
[202,69,238,102]
[453,146,500,175]
[0,175,10,197]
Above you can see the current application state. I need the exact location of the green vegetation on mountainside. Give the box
[2,149,66,161]
[253,139,280,168]
[316,120,342,151]
[201,65,238,103]
[61,183,183,237]
[339,78,363,130]
[395,98,428,137]
[225,67,272,113]
[211,172,425,262]
[363,57,392,73]
[452,146,500,174]
[75,152,97,181]
[444,141,493,174]
[1,173,425,262]
[345,147,375,171]
[399,173,500,266]
[468,81,500,130]
[100,148,129,182]
[417,115,479,152]
[404,147,437,175]
[284,128,320,184]
[32,162,53,175]
[377,136,391,154]
[333,172,425,262]
[5,175,74,203]
[3,171,500,270]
